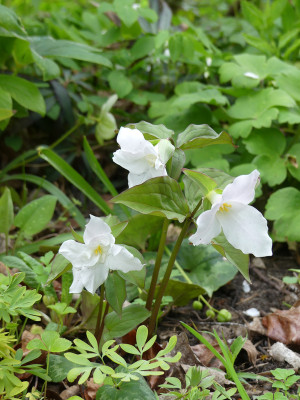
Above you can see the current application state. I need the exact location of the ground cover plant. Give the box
[0,0,300,399]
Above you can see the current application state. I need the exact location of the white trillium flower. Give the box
[59,215,143,294]
[189,170,272,257]
[112,127,174,188]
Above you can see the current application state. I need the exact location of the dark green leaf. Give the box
[0,187,14,235]
[105,272,126,316]
[177,124,233,150]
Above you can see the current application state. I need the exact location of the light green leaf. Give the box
[265,187,300,241]
[244,128,286,157]
[96,376,156,400]
[48,354,78,383]
[14,195,57,236]
[108,71,133,98]
[177,124,233,150]
[0,187,14,235]
[0,5,27,36]
[167,148,185,180]
[0,75,45,115]
[127,121,174,140]
[112,177,189,222]
[130,36,155,60]
[275,69,300,102]
[253,154,287,186]
[47,254,72,284]
[182,169,217,196]
[136,325,148,352]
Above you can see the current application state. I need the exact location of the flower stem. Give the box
[97,301,109,345]
[148,199,202,337]
[146,218,169,311]
[95,285,105,344]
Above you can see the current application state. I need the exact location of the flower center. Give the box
[94,245,103,255]
[145,153,157,167]
[219,203,232,213]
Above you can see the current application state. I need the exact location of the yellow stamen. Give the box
[94,245,102,255]
[219,203,232,213]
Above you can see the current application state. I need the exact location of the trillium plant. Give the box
[58,121,272,342]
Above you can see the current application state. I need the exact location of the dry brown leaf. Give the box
[191,342,224,369]
[247,317,267,336]
[60,384,80,400]
[262,306,300,347]
[242,339,258,365]
[84,378,102,400]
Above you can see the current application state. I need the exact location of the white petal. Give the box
[244,72,259,79]
[189,205,222,245]
[84,215,112,246]
[106,244,143,273]
[222,170,260,205]
[127,166,167,188]
[69,268,85,293]
[217,202,272,257]
[59,240,97,268]
[116,127,148,152]
[82,263,109,294]
[112,149,153,174]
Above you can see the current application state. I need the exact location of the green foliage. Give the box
[0,272,41,324]
[65,326,180,391]
[257,368,300,400]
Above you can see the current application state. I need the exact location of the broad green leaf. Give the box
[127,121,174,140]
[0,187,13,235]
[48,354,78,383]
[105,272,126,316]
[243,34,275,55]
[193,168,234,189]
[275,69,300,102]
[183,175,203,211]
[219,54,268,88]
[113,0,138,27]
[116,214,163,250]
[14,195,57,236]
[227,88,295,132]
[0,75,45,115]
[287,143,300,181]
[39,147,111,215]
[0,108,13,122]
[182,169,217,196]
[243,128,286,157]
[96,376,156,400]
[104,304,150,340]
[130,36,155,60]
[166,148,185,180]
[265,187,300,241]
[0,5,26,36]
[177,124,233,150]
[112,177,189,222]
[2,173,85,227]
[47,254,72,284]
[176,239,238,297]
[165,280,205,306]
[30,37,112,68]
[212,233,250,282]
[253,154,287,186]
[172,89,228,109]
[1,255,39,288]
[108,71,133,98]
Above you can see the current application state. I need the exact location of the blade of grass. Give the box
[2,173,86,227]
[38,147,112,216]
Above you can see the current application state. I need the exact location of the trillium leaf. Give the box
[182,169,217,196]
[112,177,190,223]
[127,121,174,140]
[164,280,205,305]
[166,148,185,180]
[177,124,233,150]
[212,233,250,282]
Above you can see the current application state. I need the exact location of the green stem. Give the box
[97,301,109,345]
[148,199,202,337]
[95,285,105,344]
[146,219,169,311]
[165,246,192,284]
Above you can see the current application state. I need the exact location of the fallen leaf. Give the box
[84,378,101,400]
[262,306,300,347]
[60,384,80,400]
